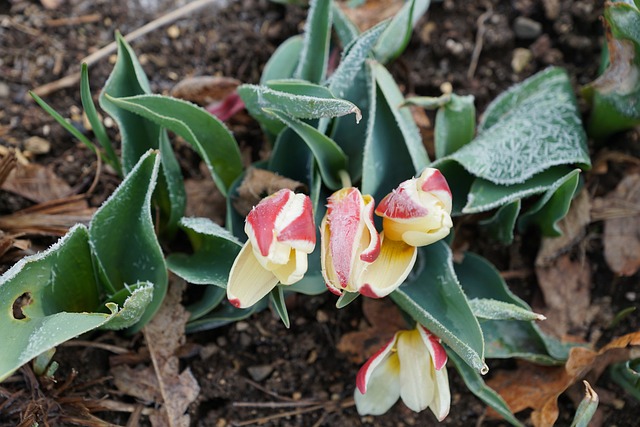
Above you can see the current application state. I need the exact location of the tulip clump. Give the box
[355,325,450,420]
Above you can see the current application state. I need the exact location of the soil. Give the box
[1,0,639,426]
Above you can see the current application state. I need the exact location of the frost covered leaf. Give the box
[390,241,486,374]
[583,1,640,139]
[158,131,186,237]
[90,151,167,332]
[166,217,241,288]
[478,200,521,244]
[456,252,573,364]
[436,68,590,185]
[294,0,332,84]
[374,0,431,64]
[435,94,476,159]
[0,226,115,382]
[102,93,242,197]
[470,298,545,322]
[261,35,303,84]
[99,33,161,174]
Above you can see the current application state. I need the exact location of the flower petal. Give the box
[360,194,381,262]
[375,178,428,220]
[397,329,435,413]
[227,242,279,308]
[271,248,308,285]
[277,192,316,253]
[430,362,451,421]
[356,334,398,394]
[354,352,401,416]
[396,212,453,247]
[245,189,291,258]
[419,168,452,213]
[418,325,448,370]
[358,233,417,298]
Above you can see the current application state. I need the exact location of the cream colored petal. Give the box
[401,223,451,247]
[272,248,307,285]
[227,242,279,309]
[357,235,417,298]
[354,352,401,416]
[430,363,451,421]
[397,330,434,413]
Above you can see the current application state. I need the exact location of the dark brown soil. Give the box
[1,0,639,426]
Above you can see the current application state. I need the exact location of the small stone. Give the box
[445,38,464,56]
[216,336,228,347]
[247,364,273,382]
[0,82,9,99]
[626,292,636,301]
[316,310,329,323]
[167,25,180,39]
[24,136,50,155]
[511,48,533,73]
[513,16,542,39]
[239,333,251,347]
[292,391,302,400]
[236,321,249,331]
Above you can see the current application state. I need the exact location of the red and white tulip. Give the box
[227,189,316,308]
[355,326,450,420]
[376,168,453,247]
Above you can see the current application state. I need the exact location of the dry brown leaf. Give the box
[143,279,200,427]
[535,254,592,340]
[111,364,163,403]
[0,151,17,187]
[184,162,227,226]
[2,162,72,203]
[487,331,640,427]
[233,167,306,217]
[599,174,640,276]
[337,298,406,364]
[536,189,591,266]
[340,0,404,32]
[170,76,240,106]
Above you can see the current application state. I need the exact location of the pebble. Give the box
[316,310,329,323]
[247,364,273,382]
[0,82,9,99]
[24,136,51,154]
[514,16,542,39]
[167,25,180,39]
[511,48,533,73]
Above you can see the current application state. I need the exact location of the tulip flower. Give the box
[375,168,453,247]
[355,326,450,420]
[227,189,316,308]
[320,187,417,298]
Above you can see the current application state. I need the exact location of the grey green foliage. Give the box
[294,0,332,83]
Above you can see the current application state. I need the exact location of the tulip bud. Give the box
[376,168,453,247]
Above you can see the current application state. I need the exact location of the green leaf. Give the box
[99,32,161,173]
[186,285,226,322]
[374,0,431,63]
[264,109,348,190]
[362,63,428,201]
[517,169,581,236]
[29,91,99,157]
[156,131,186,237]
[90,150,167,333]
[390,241,487,374]
[478,199,521,244]
[609,358,640,401]
[455,252,573,363]
[470,298,544,321]
[103,93,242,196]
[294,0,332,83]
[186,300,268,333]
[166,217,242,288]
[331,2,360,46]
[463,166,574,214]
[449,351,524,427]
[0,226,118,382]
[270,286,290,329]
[336,291,359,308]
[80,63,121,176]
[570,381,599,427]
[327,20,388,98]
[435,68,590,185]
[261,35,303,84]
[101,282,155,330]
[434,94,476,159]
[269,128,314,185]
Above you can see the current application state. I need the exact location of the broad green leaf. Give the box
[156,131,186,237]
[186,285,226,322]
[517,169,581,236]
[438,161,474,215]
[570,381,599,427]
[294,0,332,83]
[80,63,121,176]
[166,217,242,288]
[609,358,640,401]
[336,291,359,308]
[449,351,524,427]
[478,199,520,244]
[101,282,155,330]
[470,298,544,321]
[436,68,590,185]
[264,109,348,190]
[270,286,290,328]
[434,94,476,159]
[0,226,117,382]
[186,300,268,333]
[390,241,487,374]
[90,150,167,333]
[99,33,161,173]
[238,84,361,131]
[260,35,303,84]
[30,92,99,157]
[463,166,574,214]
[103,94,242,196]
[374,0,431,64]
[327,21,388,98]
[584,1,640,139]
[331,2,360,46]
[455,252,573,363]
[269,128,314,185]
[225,172,249,240]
